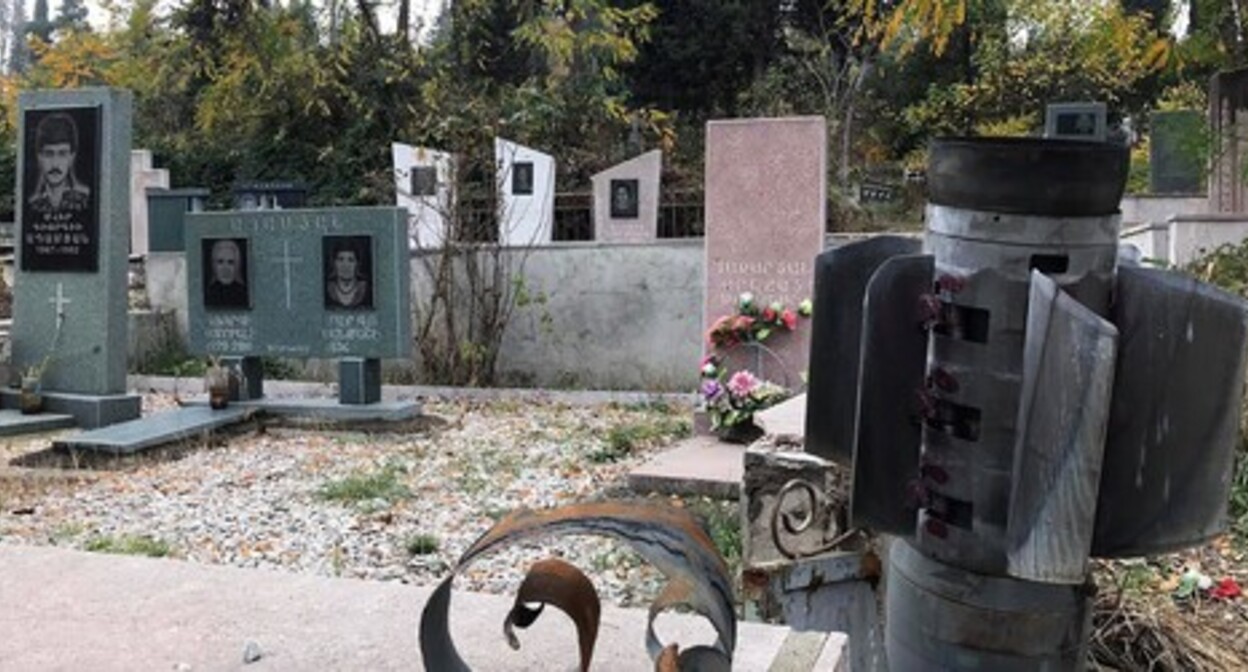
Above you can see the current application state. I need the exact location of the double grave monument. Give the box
[185,206,413,410]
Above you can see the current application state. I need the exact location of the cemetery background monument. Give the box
[392,142,454,249]
[9,87,141,428]
[495,138,554,247]
[129,149,170,257]
[592,150,661,243]
[1210,67,1248,213]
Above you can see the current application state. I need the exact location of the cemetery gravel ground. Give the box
[0,395,714,609]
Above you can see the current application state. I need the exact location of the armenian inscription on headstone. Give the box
[185,208,411,359]
[703,117,826,385]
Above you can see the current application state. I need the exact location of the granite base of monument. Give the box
[223,356,264,401]
[0,389,141,429]
[0,409,78,437]
[184,397,420,422]
[54,406,251,454]
[339,358,381,405]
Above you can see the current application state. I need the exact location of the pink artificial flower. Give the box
[762,307,777,323]
[727,370,760,398]
[734,315,755,333]
[782,309,798,330]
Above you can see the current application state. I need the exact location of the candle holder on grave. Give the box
[803,137,1248,669]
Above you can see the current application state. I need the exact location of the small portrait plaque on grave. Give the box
[610,179,640,219]
[512,161,534,195]
[1045,102,1107,143]
[324,235,374,310]
[411,166,437,197]
[202,237,251,310]
[20,106,101,272]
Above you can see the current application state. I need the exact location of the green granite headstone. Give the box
[12,88,134,398]
[1149,110,1205,195]
[147,187,209,252]
[185,208,411,359]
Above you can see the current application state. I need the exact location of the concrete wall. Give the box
[1119,214,1248,267]
[492,240,702,389]
[1167,214,1248,266]
[1119,195,1207,226]
[147,252,189,339]
[1120,223,1168,263]
[146,240,706,390]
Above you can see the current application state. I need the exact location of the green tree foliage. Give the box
[624,0,782,117]
[1121,0,1171,32]
[0,0,1236,220]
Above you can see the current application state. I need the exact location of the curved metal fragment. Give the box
[1092,266,1248,556]
[805,236,922,461]
[850,253,933,536]
[503,558,600,672]
[1006,272,1117,584]
[418,501,736,670]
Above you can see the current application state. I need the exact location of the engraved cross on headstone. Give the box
[271,240,303,310]
[48,282,71,329]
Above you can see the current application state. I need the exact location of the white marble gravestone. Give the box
[592,150,661,243]
[392,142,454,249]
[495,138,554,246]
[130,149,169,257]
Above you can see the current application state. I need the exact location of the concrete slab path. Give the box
[0,544,845,671]
[628,435,744,499]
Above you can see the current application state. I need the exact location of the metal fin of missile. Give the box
[1006,271,1118,584]
[850,254,935,535]
[805,236,922,462]
[1091,266,1248,557]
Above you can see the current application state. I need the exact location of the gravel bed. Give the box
[0,396,702,608]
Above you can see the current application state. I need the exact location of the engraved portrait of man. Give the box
[20,106,101,272]
[28,112,91,215]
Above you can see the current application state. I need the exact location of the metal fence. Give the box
[438,189,707,243]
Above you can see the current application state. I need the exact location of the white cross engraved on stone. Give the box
[48,282,70,328]
[271,240,303,310]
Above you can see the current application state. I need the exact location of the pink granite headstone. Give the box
[703,117,826,388]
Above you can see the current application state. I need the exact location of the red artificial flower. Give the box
[1210,578,1242,600]
[782,309,798,330]
[762,307,777,323]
